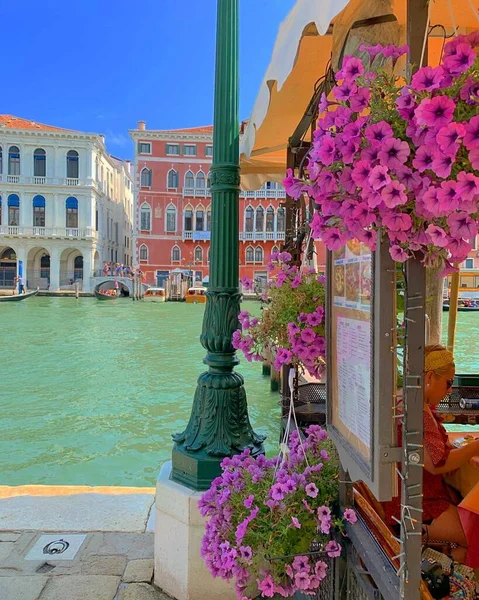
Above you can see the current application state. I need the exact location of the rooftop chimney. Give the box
[138,121,146,131]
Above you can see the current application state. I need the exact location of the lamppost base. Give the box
[171,446,225,491]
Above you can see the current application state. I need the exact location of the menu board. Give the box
[330,240,373,463]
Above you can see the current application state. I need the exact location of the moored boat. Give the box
[443,303,479,312]
[0,288,39,303]
[185,286,207,304]
[144,287,166,303]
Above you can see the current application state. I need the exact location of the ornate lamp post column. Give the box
[171,0,265,491]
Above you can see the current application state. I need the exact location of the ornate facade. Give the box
[129,122,287,288]
[0,115,133,292]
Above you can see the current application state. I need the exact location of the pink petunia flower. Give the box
[425,224,449,248]
[415,96,456,129]
[293,555,310,573]
[321,228,348,251]
[437,180,459,212]
[333,80,358,102]
[368,165,391,190]
[352,161,372,187]
[464,115,479,150]
[443,43,476,74]
[412,146,434,173]
[315,561,328,580]
[457,171,479,201]
[436,122,466,153]
[447,212,478,240]
[291,517,301,529]
[382,212,412,232]
[325,541,342,558]
[381,180,407,208]
[448,238,472,262]
[411,65,444,91]
[389,245,410,262]
[315,136,337,166]
[294,572,311,590]
[469,148,479,170]
[283,168,304,200]
[365,121,393,145]
[258,575,275,598]
[350,87,371,112]
[378,137,410,170]
[336,56,365,81]
[431,151,454,179]
[343,508,358,524]
[305,483,319,498]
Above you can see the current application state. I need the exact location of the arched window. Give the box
[66,196,79,228]
[0,196,2,226]
[171,245,181,262]
[33,195,46,227]
[255,247,264,263]
[255,206,264,232]
[8,146,20,176]
[196,171,206,189]
[33,148,46,177]
[166,204,176,232]
[194,246,203,263]
[167,169,179,188]
[277,207,285,232]
[245,246,254,262]
[184,208,193,231]
[140,203,151,231]
[66,150,79,179]
[271,245,279,257]
[8,194,20,226]
[245,206,254,232]
[196,209,204,231]
[206,209,211,232]
[185,171,195,189]
[74,256,83,280]
[266,206,274,232]
[140,167,152,187]
[139,244,148,261]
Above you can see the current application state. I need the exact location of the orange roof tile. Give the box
[0,115,74,132]
[170,125,213,134]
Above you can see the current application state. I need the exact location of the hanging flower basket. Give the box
[234,251,326,379]
[284,35,479,275]
[199,426,357,599]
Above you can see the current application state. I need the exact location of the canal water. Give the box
[1,300,478,488]
[0,297,278,487]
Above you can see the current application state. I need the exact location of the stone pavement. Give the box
[0,531,168,599]
[0,485,168,599]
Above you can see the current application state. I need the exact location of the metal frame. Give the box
[326,240,398,501]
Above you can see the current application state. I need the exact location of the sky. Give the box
[3,0,296,159]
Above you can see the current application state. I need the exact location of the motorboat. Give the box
[144,287,166,303]
[185,287,207,304]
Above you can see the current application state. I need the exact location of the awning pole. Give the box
[447,270,460,353]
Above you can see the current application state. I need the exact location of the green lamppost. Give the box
[171,0,265,491]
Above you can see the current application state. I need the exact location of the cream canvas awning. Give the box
[240,0,479,190]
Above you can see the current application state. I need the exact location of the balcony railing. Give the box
[182,188,211,198]
[0,175,93,187]
[0,225,99,240]
[241,189,286,199]
[182,230,284,242]
[180,188,286,199]
[240,231,285,241]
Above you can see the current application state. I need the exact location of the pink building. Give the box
[129,122,292,290]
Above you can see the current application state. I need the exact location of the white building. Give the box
[0,115,133,292]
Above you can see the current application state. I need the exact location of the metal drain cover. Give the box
[25,534,86,561]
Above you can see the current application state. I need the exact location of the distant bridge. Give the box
[90,277,149,295]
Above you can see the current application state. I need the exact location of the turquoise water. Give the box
[0,298,277,487]
[1,301,477,488]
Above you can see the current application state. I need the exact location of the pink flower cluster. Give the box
[198,425,356,599]
[284,35,479,274]
[233,253,326,378]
